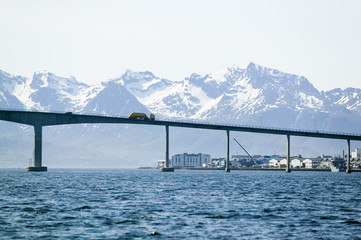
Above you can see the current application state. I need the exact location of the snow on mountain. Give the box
[26,71,90,111]
[0,70,91,111]
[324,88,361,114]
[116,70,174,98]
[160,62,327,129]
[111,70,185,118]
[107,62,331,129]
[1,63,361,130]
[82,80,149,116]
[0,69,150,117]
[0,70,27,109]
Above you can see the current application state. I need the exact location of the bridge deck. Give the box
[1,110,361,141]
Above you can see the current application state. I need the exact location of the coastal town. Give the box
[156,148,361,171]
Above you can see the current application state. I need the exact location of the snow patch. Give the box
[299,92,323,109]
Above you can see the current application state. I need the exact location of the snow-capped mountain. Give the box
[0,70,149,116]
[0,70,27,109]
[1,63,361,131]
[110,63,360,132]
[188,63,328,127]
[1,63,361,168]
[5,70,91,112]
[82,80,149,116]
[324,88,361,114]
[110,70,182,118]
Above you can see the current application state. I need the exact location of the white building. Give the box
[171,153,211,168]
[269,159,279,167]
[303,158,321,168]
[352,148,361,159]
[291,158,303,168]
[279,159,288,168]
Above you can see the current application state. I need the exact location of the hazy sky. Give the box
[1,0,360,91]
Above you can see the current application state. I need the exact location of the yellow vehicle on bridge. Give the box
[128,112,155,120]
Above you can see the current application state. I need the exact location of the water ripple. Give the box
[1,169,361,239]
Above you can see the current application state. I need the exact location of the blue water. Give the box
[1,169,361,239]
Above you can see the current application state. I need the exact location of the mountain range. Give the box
[1,63,360,168]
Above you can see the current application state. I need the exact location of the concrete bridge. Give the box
[1,109,361,173]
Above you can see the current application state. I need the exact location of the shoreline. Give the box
[139,167,361,172]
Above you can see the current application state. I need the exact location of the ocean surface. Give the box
[1,169,361,239]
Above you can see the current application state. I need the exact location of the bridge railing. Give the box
[163,117,361,137]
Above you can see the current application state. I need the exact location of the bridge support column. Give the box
[286,134,291,173]
[26,125,47,172]
[160,125,174,172]
[346,139,351,173]
[225,130,230,172]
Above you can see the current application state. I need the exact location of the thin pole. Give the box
[225,130,230,172]
[165,125,169,168]
[346,139,351,173]
[286,134,291,173]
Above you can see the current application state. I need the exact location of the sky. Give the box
[0,0,360,91]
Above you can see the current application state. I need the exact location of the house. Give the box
[279,159,288,168]
[303,158,322,168]
[269,159,279,167]
[291,158,303,168]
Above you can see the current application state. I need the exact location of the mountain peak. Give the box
[0,69,12,79]
[30,71,87,89]
[34,70,49,75]
[123,69,155,81]
[246,61,257,69]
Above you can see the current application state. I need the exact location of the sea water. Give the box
[1,169,360,239]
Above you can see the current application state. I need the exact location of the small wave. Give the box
[206,214,242,219]
[103,219,113,226]
[343,220,361,225]
[115,220,139,225]
[206,215,226,219]
[22,207,35,212]
[139,215,157,220]
[320,216,339,220]
[189,212,212,216]
[74,206,92,211]
[263,208,272,213]
[339,208,353,213]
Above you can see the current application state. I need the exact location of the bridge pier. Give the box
[26,125,47,171]
[346,139,351,173]
[160,125,174,172]
[286,134,291,173]
[225,130,230,172]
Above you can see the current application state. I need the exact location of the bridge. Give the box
[1,109,361,173]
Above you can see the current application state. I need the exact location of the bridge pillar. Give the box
[225,130,230,172]
[346,139,351,173]
[160,125,174,172]
[286,134,291,173]
[26,125,47,171]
